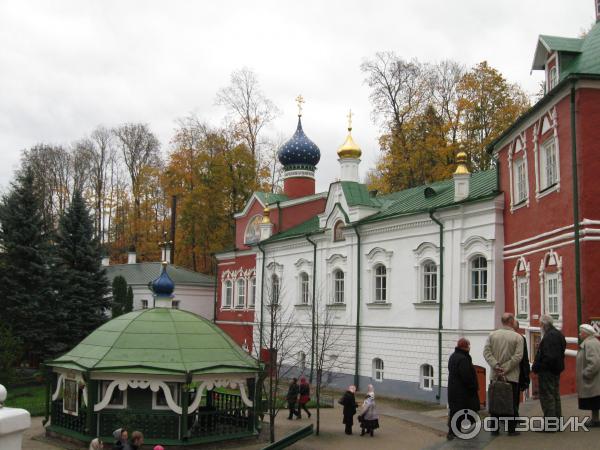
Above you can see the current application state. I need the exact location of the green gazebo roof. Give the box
[47,308,260,376]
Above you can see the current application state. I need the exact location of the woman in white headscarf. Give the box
[89,438,103,450]
[577,324,600,427]
[359,391,379,437]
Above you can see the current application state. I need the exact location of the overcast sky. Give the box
[0,0,594,192]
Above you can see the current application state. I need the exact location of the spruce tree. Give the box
[55,189,110,348]
[111,276,128,317]
[0,167,56,362]
[126,286,134,313]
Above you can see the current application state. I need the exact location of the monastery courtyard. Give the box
[22,394,599,450]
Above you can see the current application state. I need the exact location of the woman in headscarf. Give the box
[89,438,103,450]
[298,377,311,418]
[577,324,600,427]
[447,338,479,440]
[359,391,379,437]
[339,385,358,434]
[112,428,131,450]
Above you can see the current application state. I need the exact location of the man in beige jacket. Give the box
[483,312,523,435]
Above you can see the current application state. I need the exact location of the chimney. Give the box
[259,207,273,241]
[453,151,471,202]
[101,256,110,267]
[127,245,137,264]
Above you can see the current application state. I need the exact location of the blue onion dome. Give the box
[151,262,175,297]
[277,117,321,170]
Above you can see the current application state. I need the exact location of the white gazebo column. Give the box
[0,384,31,450]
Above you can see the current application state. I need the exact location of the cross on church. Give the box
[347,109,353,131]
[296,95,305,116]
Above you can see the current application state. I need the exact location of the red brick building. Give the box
[488,1,600,394]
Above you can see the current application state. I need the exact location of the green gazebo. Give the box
[44,265,261,446]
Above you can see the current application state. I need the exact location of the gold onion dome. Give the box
[337,109,362,159]
[454,151,470,175]
[261,207,271,224]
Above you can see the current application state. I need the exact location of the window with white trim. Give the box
[248,277,256,308]
[545,273,560,317]
[513,158,527,204]
[420,364,434,391]
[153,383,179,410]
[333,270,345,304]
[223,280,233,308]
[271,274,280,305]
[540,137,558,190]
[423,260,438,302]
[470,256,488,301]
[100,381,126,408]
[373,358,384,382]
[300,272,310,304]
[236,278,246,308]
[516,277,529,319]
[548,66,558,90]
[374,264,387,302]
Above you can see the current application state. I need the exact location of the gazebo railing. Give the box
[51,400,87,435]
[188,391,253,439]
[98,408,180,440]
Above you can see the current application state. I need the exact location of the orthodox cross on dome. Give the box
[347,109,353,131]
[295,94,305,117]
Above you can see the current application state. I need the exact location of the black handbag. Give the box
[488,376,514,416]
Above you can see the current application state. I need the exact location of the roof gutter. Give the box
[351,223,362,389]
[429,209,444,403]
[305,233,317,384]
[570,81,583,337]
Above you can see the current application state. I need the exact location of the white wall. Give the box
[131,284,215,320]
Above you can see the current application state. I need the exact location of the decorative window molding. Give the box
[512,257,530,322]
[539,249,563,323]
[248,277,256,309]
[222,280,233,309]
[244,214,262,245]
[535,108,561,200]
[422,260,438,302]
[460,236,493,303]
[99,380,127,410]
[470,255,488,301]
[420,364,434,391]
[236,278,246,308]
[333,269,345,304]
[507,133,529,213]
[294,258,313,270]
[270,274,280,305]
[366,247,393,304]
[326,254,348,305]
[152,382,179,410]
[414,242,439,303]
[372,358,384,382]
[298,271,310,305]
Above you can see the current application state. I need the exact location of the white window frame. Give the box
[548,65,558,90]
[508,134,530,213]
[517,277,529,319]
[514,158,527,204]
[244,214,262,245]
[373,358,384,382]
[62,379,79,416]
[374,264,387,303]
[512,257,530,323]
[413,242,439,304]
[420,364,434,391]
[100,380,127,409]
[152,382,179,410]
[470,255,488,301]
[333,270,345,304]
[366,247,393,304]
[236,278,246,308]
[223,279,233,309]
[248,277,256,309]
[540,137,558,191]
[422,260,438,302]
[299,272,310,304]
[539,250,563,323]
[271,274,280,305]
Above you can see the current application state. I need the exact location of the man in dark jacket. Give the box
[286,378,300,420]
[513,319,530,418]
[447,338,479,440]
[532,314,567,421]
[340,385,358,435]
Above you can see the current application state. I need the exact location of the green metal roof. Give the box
[262,169,498,243]
[562,22,600,77]
[540,35,584,53]
[105,262,214,287]
[47,308,260,375]
[339,182,380,207]
[254,192,288,205]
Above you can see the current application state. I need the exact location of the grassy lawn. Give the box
[4,384,46,417]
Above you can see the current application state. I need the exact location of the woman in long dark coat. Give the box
[339,385,358,435]
[447,338,480,440]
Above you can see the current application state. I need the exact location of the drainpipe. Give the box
[276,201,282,233]
[212,253,218,324]
[570,82,583,336]
[258,243,266,351]
[429,209,444,403]
[305,234,317,383]
[351,224,362,390]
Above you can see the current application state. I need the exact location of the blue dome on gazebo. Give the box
[151,262,175,297]
[277,117,321,169]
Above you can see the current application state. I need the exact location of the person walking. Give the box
[447,338,479,440]
[298,377,311,418]
[576,323,600,427]
[286,378,300,420]
[359,392,379,437]
[339,385,358,435]
[532,314,566,424]
[483,312,523,436]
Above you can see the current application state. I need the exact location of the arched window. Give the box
[300,272,310,304]
[244,214,262,244]
[420,364,434,391]
[470,256,488,300]
[248,277,256,308]
[541,251,562,319]
[373,358,384,382]
[514,258,529,320]
[223,280,233,308]
[374,264,387,302]
[423,260,438,302]
[334,220,345,242]
[236,278,246,308]
[333,270,344,303]
[271,274,280,304]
